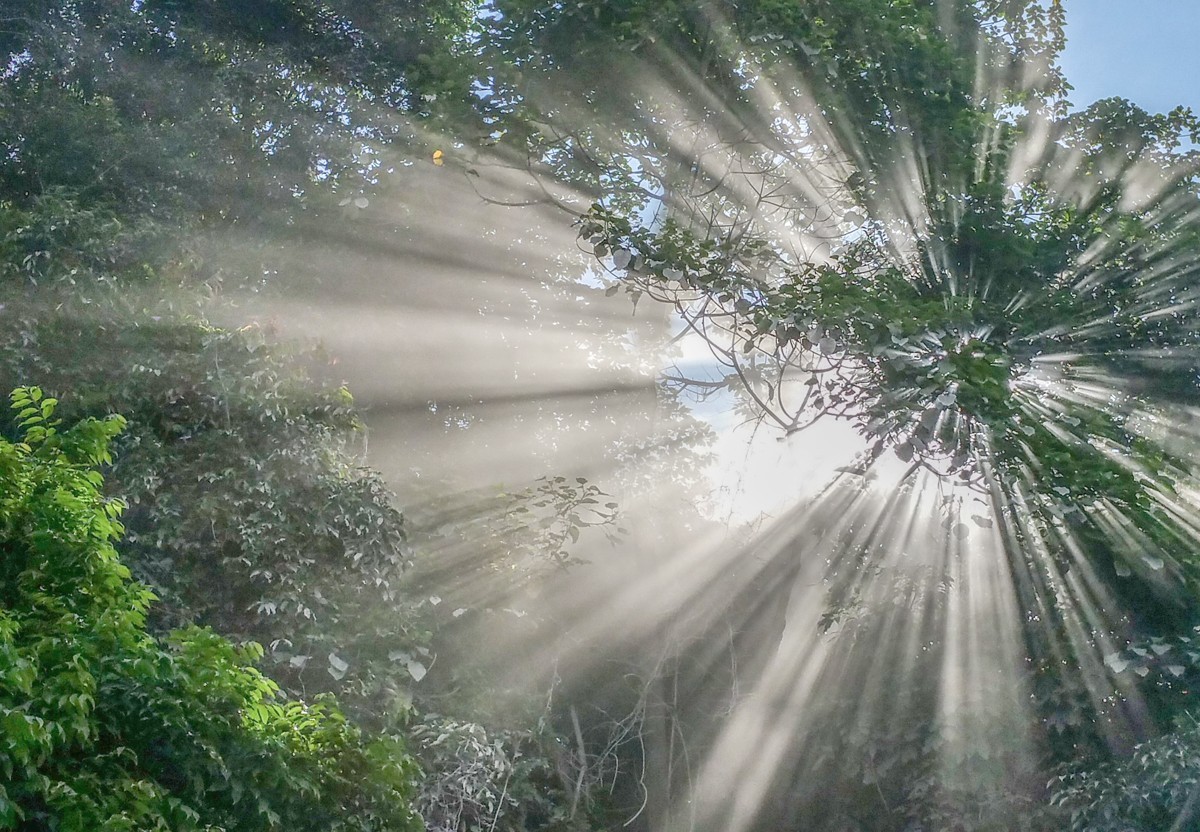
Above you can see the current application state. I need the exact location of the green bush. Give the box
[0,387,421,831]
[1050,713,1200,831]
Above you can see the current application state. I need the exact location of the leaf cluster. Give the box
[0,390,421,831]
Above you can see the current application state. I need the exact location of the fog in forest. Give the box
[4,2,1200,831]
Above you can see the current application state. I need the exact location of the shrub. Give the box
[0,387,420,831]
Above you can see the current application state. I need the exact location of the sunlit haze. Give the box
[6,1,1200,829]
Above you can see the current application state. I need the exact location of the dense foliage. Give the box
[0,0,477,221]
[0,388,420,831]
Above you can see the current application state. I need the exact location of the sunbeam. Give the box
[7,0,1200,829]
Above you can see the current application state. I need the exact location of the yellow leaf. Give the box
[432,149,445,166]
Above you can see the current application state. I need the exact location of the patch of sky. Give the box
[1059,0,1200,115]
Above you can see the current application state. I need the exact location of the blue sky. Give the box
[1059,0,1200,114]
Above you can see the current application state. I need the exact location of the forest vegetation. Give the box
[2,1,1200,830]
